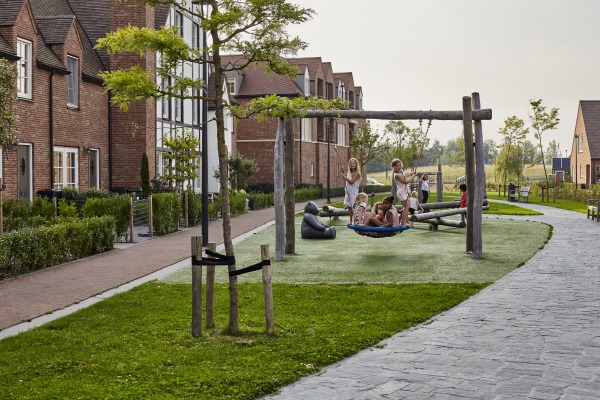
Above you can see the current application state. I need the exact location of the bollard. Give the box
[205,242,216,329]
[191,236,203,337]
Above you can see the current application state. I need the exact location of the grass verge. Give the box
[1,282,485,399]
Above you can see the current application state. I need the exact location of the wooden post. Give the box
[184,191,189,228]
[0,178,3,235]
[148,195,153,237]
[274,117,285,260]
[284,116,295,255]
[261,244,274,334]
[462,96,475,253]
[205,242,216,329]
[53,197,58,218]
[436,164,443,203]
[472,93,484,259]
[191,236,203,337]
[129,196,134,243]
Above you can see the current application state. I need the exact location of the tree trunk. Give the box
[274,117,285,260]
[211,32,238,335]
[284,116,295,254]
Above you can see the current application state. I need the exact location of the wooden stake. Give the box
[261,244,274,334]
[148,195,153,237]
[191,236,203,337]
[205,242,216,329]
[184,191,189,228]
[129,196,134,243]
[462,96,475,253]
[472,93,484,259]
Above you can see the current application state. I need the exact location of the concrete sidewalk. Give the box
[0,198,338,334]
[264,203,600,399]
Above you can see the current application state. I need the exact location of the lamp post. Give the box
[574,133,578,190]
[326,118,331,203]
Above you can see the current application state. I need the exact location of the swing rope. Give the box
[413,117,432,175]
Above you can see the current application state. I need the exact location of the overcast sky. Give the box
[288,0,600,155]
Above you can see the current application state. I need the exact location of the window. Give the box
[578,135,583,153]
[310,161,314,178]
[301,118,312,141]
[192,22,200,50]
[174,88,183,122]
[304,73,310,96]
[192,88,199,125]
[580,164,584,179]
[17,38,32,99]
[161,77,171,119]
[53,147,78,189]
[227,77,236,95]
[67,56,79,107]
[337,123,346,146]
[174,11,183,35]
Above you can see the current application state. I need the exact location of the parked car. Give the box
[366,178,384,186]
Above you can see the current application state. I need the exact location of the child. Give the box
[353,192,369,225]
[408,191,424,215]
[459,183,467,222]
[366,196,399,227]
[392,159,416,227]
[341,158,361,224]
[421,174,430,204]
[372,201,384,222]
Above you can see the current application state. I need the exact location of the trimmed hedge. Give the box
[81,195,131,241]
[152,193,181,236]
[0,216,115,280]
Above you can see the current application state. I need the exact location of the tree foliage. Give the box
[529,98,560,188]
[161,130,201,193]
[0,59,19,149]
[350,121,379,182]
[495,116,529,186]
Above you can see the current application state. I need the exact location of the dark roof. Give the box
[0,0,25,26]
[36,34,67,73]
[64,0,110,67]
[334,72,355,90]
[237,63,303,97]
[35,15,75,44]
[0,32,18,59]
[288,57,323,81]
[580,101,600,158]
[155,4,170,29]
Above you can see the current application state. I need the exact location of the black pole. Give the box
[327,119,331,203]
[49,70,54,189]
[201,5,209,245]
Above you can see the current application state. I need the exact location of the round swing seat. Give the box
[347,224,411,238]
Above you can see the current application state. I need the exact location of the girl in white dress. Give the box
[342,158,361,224]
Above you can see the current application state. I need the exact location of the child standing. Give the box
[459,183,467,223]
[392,159,416,227]
[342,158,361,224]
[353,192,369,225]
[421,174,430,204]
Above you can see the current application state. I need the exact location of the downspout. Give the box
[49,70,55,189]
[108,92,113,191]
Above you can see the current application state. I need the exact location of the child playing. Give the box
[408,191,424,227]
[341,158,361,224]
[459,183,467,222]
[421,174,430,204]
[366,196,399,227]
[392,158,416,227]
[353,192,369,225]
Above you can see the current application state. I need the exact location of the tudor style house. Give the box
[0,0,212,200]
[571,101,600,188]
[222,55,366,187]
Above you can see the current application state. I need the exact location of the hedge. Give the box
[81,195,131,241]
[152,193,181,236]
[0,216,115,280]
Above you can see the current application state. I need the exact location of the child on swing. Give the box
[392,158,416,227]
[353,192,369,225]
[341,157,361,224]
[365,196,399,227]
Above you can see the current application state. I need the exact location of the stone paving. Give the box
[263,203,600,399]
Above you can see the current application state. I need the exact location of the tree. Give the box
[441,136,464,166]
[141,152,151,198]
[161,130,201,193]
[96,0,316,334]
[496,116,528,187]
[214,152,259,190]
[350,121,379,185]
[529,98,560,189]
[545,139,562,164]
[0,59,18,150]
[483,139,498,164]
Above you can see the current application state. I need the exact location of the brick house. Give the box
[571,101,600,187]
[222,55,366,188]
[0,0,208,199]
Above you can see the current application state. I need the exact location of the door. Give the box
[89,149,99,189]
[17,144,32,200]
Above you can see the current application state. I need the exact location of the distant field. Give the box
[368,164,547,186]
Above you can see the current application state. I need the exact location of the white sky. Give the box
[288,0,600,154]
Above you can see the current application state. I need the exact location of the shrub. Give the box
[248,192,274,210]
[294,186,322,203]
[184,190,202,227]
[81,195,131,240]
[230,190,248,216]
[0,216,115,280]
[152,193,181,236]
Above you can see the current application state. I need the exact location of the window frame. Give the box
[53,146,79,190]
[301,118,312,142]
[67,55,79,108]
[336,122,346,146]
[17,38,32,99]
[227,77,236,95]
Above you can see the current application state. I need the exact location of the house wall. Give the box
[574,108,592,187]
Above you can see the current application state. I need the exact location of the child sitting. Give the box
[366,196,399,227]
[353,192,369,225]
[408,191,424,227]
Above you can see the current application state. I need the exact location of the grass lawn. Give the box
[0,209,551,399]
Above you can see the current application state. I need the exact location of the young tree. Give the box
[96,0,316,334]
[350,121,379,185]
[141,152,151,198]
[162,130,201,193]
[529,98,560,189]
[545,139,562,164]
[214,153,259,190]
[483,139,498,164]
[0,59,18,149]
[496,116,528,188]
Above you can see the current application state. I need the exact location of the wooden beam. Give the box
[304,109,492,121]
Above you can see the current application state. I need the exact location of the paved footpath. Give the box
[264,203,600,400]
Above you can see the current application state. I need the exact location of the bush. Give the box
[294,186,322,203]
[81,195,131,241]
[185,190,202,227]
[248,192,274,210]
[152,193,181,236]
[0,216,115,280]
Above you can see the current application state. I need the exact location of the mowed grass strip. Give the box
[0,282,485,399]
